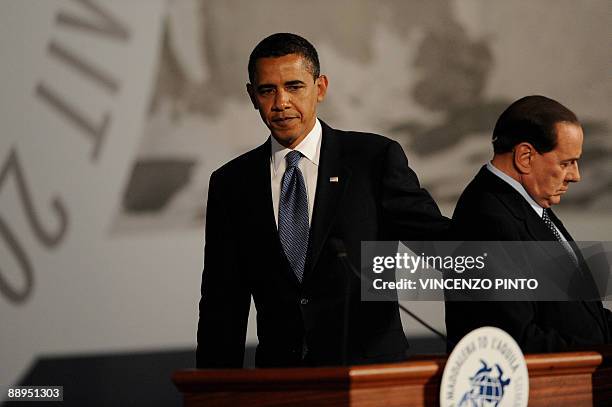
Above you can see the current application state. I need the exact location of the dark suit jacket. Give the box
[196,121,449,368]
[446,166,611,353]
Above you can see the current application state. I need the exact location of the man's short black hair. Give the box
[248,33,320,84]
[492,95,580,154]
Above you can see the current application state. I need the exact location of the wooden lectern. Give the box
[173,347,612,406]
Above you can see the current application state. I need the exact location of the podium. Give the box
[173,347,612,406]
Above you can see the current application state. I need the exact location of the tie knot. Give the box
[285,150,302,168]
[542,208,551,220]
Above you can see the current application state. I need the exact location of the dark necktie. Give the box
[542,208,578,266]
[278,150,309,282]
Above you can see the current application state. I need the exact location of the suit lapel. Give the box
[523,210,579,276]
[481,169,607,336]
[548,210,608,337]
[303,122,351,282]
[546,209,587,269]
[480,169,578,277]
[478,169,551,241]
[254,140,276,228]
[547,210,588,268]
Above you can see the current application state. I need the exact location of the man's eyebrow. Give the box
[256,80,306,91]
[561,155,581,162]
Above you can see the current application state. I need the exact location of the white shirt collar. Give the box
[270,119,322,174]
[486,161,544,217]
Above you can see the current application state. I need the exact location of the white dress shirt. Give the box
[270,119,322,227]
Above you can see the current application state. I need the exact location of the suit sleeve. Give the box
[380,140,450,241]
[196,170,251,368]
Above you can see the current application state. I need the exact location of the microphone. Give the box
[329,237,454,348]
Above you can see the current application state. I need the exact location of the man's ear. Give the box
[316,75,328,103]
[246,83,258,110]
[513,142,534,174]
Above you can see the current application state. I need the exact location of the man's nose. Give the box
[272,89,290,111]
[567,162,581,182]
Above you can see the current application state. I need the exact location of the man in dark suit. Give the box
[446,95,611,352]
[196,33,448,368]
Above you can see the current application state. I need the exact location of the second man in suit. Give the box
[446,95,611,352]
[197,33,449,368]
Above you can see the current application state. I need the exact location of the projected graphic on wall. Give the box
[115,0,612,233]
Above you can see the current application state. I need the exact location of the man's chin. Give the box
[270,132,298,148]
[547,196,562,207]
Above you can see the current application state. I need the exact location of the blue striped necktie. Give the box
[278,150,309,282]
